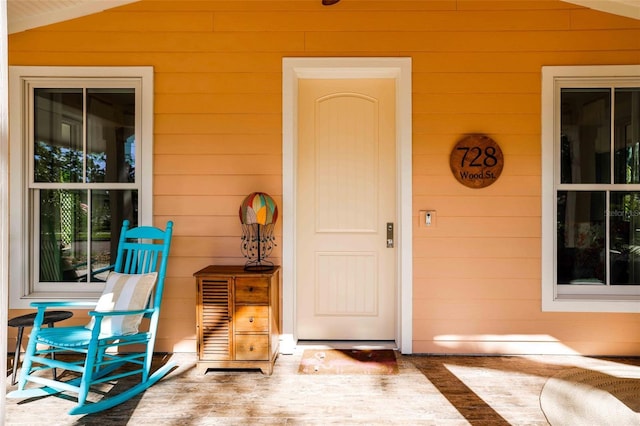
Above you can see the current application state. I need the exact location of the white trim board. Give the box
[1,0,10,419]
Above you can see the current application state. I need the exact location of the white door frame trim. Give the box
[282,57,413,354]
[1,0,9,418]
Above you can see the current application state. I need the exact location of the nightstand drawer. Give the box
[235,279,269,303]
[235,305,269,332]
[235,334,269,360]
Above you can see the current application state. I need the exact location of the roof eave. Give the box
[563,0,640,20]
[8,0,139,34]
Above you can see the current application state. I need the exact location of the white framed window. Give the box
[542,65,640,312]
[9,67,153,308]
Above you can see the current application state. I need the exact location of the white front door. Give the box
[296,78,397,340]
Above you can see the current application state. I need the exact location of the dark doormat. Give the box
[298,349,398,375]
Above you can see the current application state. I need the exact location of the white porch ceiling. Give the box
[564,0,640,19]
[7,0,139,34]
[6,0,640,35]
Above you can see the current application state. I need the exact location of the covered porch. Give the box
[5,347,640,424]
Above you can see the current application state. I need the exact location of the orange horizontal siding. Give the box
[414,317,640,339]
[413,72,541,94]
[155,134,281,155]
[7,0,640,356]
[413,277,541,299]
[413,93,541,114]
[171,236,265,258]
[415,258,541,280]
[414,237,540,259]
[413,217,540,238]
[154,175,281,196]
[413,113,540,134]
[214,10,572,32]
[416,300,554,321]
[414,175,542,196]
[162,277,197,299]
[413,134,542,156]
[413,316,640,355]
[163,218,278,241]
[305,30,640,52]
[156,93,281,114]
[457,1,574,12]
[155,154,282,175]
[155,113,281,134]
[155,196,258,215]
[8,52,286,72]
[155,72,282,94]
[413,154,540,176]
[9,32,304,52]
[41,11,215,32]
[411,50,638,72]
[413,195,540,216]
[570,8,640,29]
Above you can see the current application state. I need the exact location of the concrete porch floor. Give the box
[4,345,640,425]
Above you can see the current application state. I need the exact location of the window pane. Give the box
[560,89,611,184]
[614,88,640,183]
[90,190,138,282]
[610,192,640,284]
[34,89,83,183]
[557,191,606,284]
[87,89,135,183]
[38,189,138,283]
[39,189,87,282]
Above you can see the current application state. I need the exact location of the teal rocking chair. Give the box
[7,220,174,415]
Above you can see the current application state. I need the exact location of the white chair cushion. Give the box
[86,271,158,336]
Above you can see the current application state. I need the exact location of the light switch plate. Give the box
[419,210,436,228]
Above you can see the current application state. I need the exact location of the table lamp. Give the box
[239,192,278,271]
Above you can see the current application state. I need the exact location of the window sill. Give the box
[11,293,100,309]
[542,295,640,313]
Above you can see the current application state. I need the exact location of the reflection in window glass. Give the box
[39,189,87,282]
[34,89,83,183]
[38,189,138,283]
[87,89,136,183]
[614,88,640,184]
[610,192,640,285]
[560,89,611,184]
[33,87,139,285]
[90,190,138,282]
[557,191,606,284]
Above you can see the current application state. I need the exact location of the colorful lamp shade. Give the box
[239,192,278,271]
[239,192,278,226]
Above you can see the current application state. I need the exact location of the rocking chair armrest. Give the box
[91,264,115,274]
[89,308,155,317]
[31,301,98,309]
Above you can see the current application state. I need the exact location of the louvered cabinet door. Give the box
[196,277,233,361]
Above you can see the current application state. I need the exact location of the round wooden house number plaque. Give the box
[449,134,504,189]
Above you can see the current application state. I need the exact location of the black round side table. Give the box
[8,310,73,385]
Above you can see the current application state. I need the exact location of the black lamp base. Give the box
[244,259,275,272]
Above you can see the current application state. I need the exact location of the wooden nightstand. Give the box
[193,265,280,375]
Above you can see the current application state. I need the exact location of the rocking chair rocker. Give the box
[7,220,174,415]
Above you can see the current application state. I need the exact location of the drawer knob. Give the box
[249,287,254,292]
[249,345,254,351]
[249,316,254,323]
